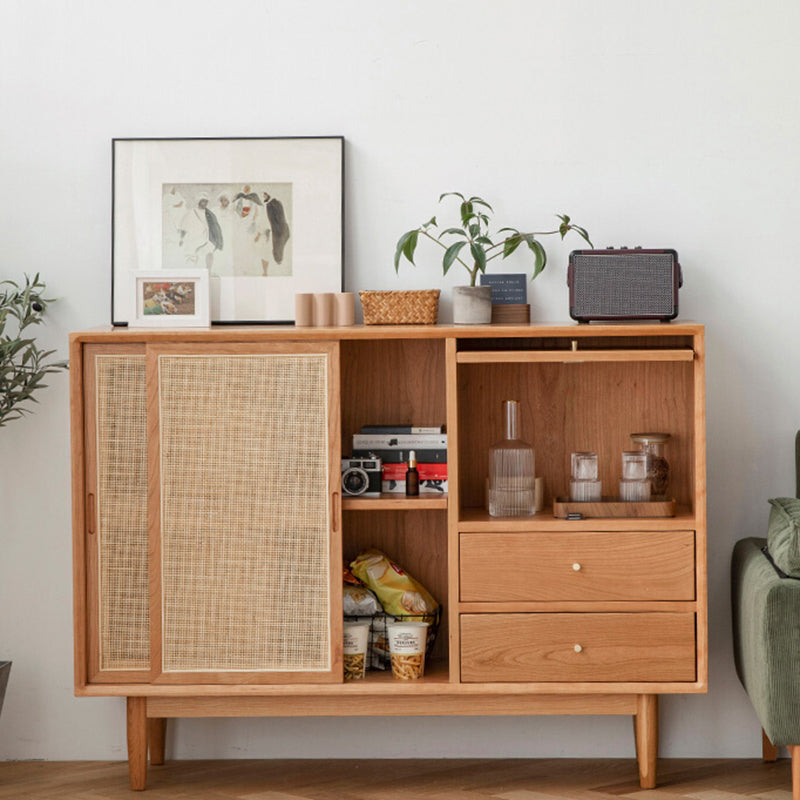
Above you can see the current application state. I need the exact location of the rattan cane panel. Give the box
[159,354,331,672]
[95,355,150,671]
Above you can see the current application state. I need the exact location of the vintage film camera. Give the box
[341,456,382,497]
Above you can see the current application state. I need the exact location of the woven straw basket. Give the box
[359,290,440,325]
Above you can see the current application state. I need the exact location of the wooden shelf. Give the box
[456,348,695,364]
[458,506,696,532]
[346,659,451,687]
[342,493,448,511]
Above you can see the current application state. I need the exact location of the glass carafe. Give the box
[488,400,535,517]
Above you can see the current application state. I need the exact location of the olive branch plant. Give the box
[395,192,593,287]
[0,274,68,428]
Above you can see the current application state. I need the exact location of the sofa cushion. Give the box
[767,497,800,577]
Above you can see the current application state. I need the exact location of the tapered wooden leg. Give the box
[791,745,800,800]
[126,697,148,791]
[148,718,167,766]
[635,694,658,789]
[763,728,779,762]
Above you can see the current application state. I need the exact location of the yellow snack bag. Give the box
[349,550,438,617]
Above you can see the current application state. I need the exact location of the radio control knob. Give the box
[572,563,582,571]
[574,644,583,653]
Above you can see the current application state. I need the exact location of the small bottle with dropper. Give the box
[405,450,420,497]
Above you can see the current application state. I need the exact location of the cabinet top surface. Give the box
[71,321,704,344]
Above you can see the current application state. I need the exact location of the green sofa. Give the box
[732,538,800,743]
[732,444,800,798]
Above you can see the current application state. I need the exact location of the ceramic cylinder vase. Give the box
[452,285,492,324]
[334,292,355,326]
[313,293,334,327]
[294,293,315,327]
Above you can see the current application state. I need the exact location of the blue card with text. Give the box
[480,273,527,304]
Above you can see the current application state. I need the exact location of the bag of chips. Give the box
[349,550,439,618]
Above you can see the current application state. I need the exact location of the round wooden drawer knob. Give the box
[574,644,583,653]
[572,563,582,571]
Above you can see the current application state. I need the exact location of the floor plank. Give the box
[0,759,794,800]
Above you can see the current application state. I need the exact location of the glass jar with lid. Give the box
[630,432,671,497]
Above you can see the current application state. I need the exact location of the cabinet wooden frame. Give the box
[69,322,707,791]
[81,343,150,685]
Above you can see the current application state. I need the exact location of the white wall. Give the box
[1,0,798,760]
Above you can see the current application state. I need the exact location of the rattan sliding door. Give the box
[83,345,152,683]
[148,343,342,684]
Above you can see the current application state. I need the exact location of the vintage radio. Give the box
[568,248,682,323]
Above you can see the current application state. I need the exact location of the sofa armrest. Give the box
[732,537,800,745]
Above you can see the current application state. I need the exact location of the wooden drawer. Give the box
[459,531,695,602]
[460,612,696,683]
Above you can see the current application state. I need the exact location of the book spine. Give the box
[382,463,448,480]
[353,448,447,464]
[360,425,443,434]
[352,434,448,450]
[381,479,448,494]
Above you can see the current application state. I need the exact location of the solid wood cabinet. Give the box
[70,322,706,791]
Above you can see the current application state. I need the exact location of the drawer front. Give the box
[460,531,695,602]
[460,612,696,683]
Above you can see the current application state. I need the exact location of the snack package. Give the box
[343,584,380,616]
[343,584,389,669]
[350,550,439,617]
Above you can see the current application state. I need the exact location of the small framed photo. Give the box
[130,269,210,327]
[112,136,344,325]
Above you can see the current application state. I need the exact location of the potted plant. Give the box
[394,192,593,323]
[1,274,68,427]
[0,274,68,717]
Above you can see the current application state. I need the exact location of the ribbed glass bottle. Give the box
[488,400,535,517]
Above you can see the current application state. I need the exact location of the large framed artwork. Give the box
[112,136,344,325]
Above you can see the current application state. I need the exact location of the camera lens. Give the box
[342,467,369,495]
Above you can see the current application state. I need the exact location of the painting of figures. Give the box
[141,281,196,316]
[162,183,293,278]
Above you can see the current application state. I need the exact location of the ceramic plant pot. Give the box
[452,285,492,324]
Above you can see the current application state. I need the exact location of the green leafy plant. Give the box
[0,274,68,428]
[395,192,593,287]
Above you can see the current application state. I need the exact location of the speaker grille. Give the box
[96,355,150,671]
[572,253,676,317]
[158,353,331,672]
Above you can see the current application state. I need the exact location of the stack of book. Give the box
[352,424,448,495]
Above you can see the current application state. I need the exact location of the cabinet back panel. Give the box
[457,361,694,511]
[158,354,332,673]
[94,355,150,671]
[340,339,446,448]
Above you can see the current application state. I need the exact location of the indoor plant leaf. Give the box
[442,241,467,275]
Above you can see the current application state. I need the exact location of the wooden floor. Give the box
[0,759,795,799]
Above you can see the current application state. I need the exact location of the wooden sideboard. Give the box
[69,322,707,790]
